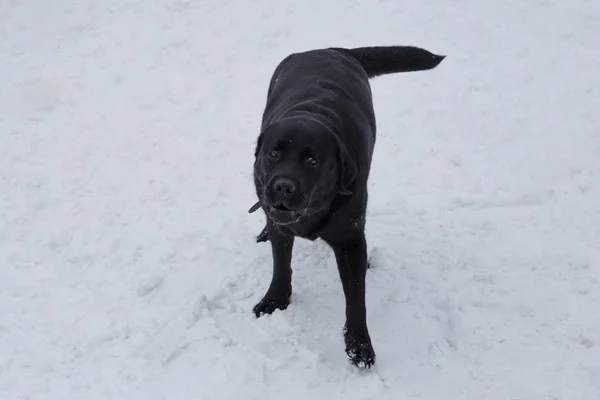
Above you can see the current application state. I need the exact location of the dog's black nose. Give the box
[272,177,296,196]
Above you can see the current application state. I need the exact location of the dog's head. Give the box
[252,116,356,225]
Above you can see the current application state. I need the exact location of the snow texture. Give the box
[1,0,600,399]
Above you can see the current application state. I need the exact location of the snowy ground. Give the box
[1,0,600,399]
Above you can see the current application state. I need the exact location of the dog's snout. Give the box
[272,177,296,195]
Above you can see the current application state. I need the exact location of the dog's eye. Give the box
[306,156,319,167]
[268,150,279,159]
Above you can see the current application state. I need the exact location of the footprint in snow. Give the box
[136,275,165,297]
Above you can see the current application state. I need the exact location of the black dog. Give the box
[248,46,445,368]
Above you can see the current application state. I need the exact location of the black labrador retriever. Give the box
[248,46,445,368]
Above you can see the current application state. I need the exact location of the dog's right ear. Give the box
[254,133,264,158]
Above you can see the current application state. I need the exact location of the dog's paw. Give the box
[344,325,376,368]
[253,297,289,317]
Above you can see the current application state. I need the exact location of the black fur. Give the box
[250,45,445,368]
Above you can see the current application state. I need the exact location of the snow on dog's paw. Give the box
[344,325,376,369]
[346,340,376,369]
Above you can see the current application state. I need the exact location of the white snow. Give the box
[1,0,600,399]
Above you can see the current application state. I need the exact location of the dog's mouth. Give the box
[271,212,303,226]
[268,203,303,222]
[248,200,307,225]
[248,200,298,214]
[273,204,291,212]
[247,199,305,225]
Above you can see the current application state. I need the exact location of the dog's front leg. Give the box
[253,222,294,317]
[331,232,376,368]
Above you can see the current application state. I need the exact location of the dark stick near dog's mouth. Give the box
[248,201,262,213]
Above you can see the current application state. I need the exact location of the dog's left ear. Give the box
[337,145,357,195]
[254,133,264,158]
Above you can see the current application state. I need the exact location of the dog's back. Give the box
[262,46,445,128]
[261,46,444,169]
[262,48,373,130]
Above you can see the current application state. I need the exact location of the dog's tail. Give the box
[333,46,445,79]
